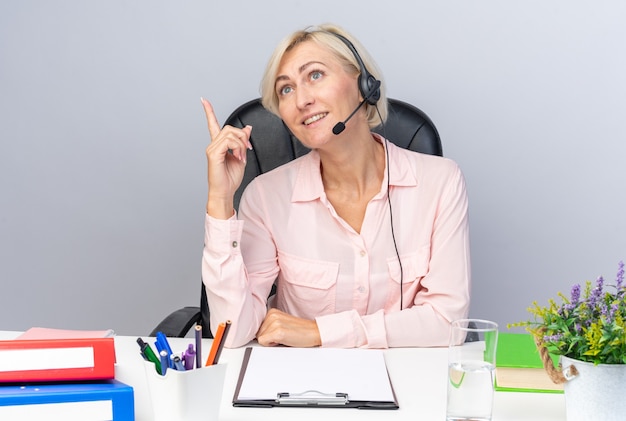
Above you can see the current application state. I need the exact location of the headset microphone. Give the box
[332,79,381,135]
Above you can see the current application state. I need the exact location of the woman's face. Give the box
[275,41,361,148]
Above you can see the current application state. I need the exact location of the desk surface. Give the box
[0,332,566,420]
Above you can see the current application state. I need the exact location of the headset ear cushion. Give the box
[361,74,381,105]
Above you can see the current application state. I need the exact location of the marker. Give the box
[136,337,162,374]
[183,344,195,370]
[137,338,148,361]
[194,324,202,369]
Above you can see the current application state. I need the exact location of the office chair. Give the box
[150,97,442,338]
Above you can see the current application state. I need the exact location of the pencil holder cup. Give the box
[143,360,226,421]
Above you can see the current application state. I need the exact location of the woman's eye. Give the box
[279,86,293,96]
[310,71,323,81]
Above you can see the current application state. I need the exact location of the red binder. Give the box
[0,337,115,382]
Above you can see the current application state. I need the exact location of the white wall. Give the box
[1,1,625,335]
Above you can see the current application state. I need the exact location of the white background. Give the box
[1,1,625,335]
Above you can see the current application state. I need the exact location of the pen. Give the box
[159,350,169,375]
[171,354,186,371]
[206,320,231,366]
[137,337,162,374]
[154,340,162,354]
[156,332,174,368]
[194,324,202,369]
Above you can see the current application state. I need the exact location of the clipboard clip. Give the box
[276,390,349,406]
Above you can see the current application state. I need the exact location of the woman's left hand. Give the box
[256,308,322,347]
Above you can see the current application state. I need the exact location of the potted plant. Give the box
[512,261,626,421]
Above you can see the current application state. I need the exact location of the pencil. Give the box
[205,320,231,366]
[194,324,202,369]
[212,320,231,365]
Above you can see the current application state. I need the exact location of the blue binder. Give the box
[0,379,134,420]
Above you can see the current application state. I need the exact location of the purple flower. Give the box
[566,284,581,312]
[543,333,563,343]
[587,276,604,308]
[616,261,625,290]
[600,302,610,319]
[570,284,581,303]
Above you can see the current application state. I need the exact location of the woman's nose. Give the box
[295,85,314,109]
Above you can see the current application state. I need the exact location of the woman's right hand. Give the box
[202,98,252,219]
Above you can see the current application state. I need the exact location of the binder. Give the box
[232,347,399,409]
[0,337,115,382]
[0,379,134,420]
[16,327,116,340]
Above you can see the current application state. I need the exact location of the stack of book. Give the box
[0,327,134,420]
[495,332,563,393]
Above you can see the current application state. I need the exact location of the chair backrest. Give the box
[200,97,442,337]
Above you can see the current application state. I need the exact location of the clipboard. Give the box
[232,347,399,409]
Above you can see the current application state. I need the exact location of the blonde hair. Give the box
[260,23,387,129]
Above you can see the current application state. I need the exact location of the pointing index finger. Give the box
[201,97,221,140]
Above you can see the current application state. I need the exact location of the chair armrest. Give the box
[149,306,202,338]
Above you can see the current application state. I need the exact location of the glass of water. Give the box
[446,319,498,421]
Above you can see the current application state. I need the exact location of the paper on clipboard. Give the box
[233,347,398,408]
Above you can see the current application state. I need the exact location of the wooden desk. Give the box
[0,332,566,420]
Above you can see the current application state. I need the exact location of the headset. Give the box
[327,32,381,106]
